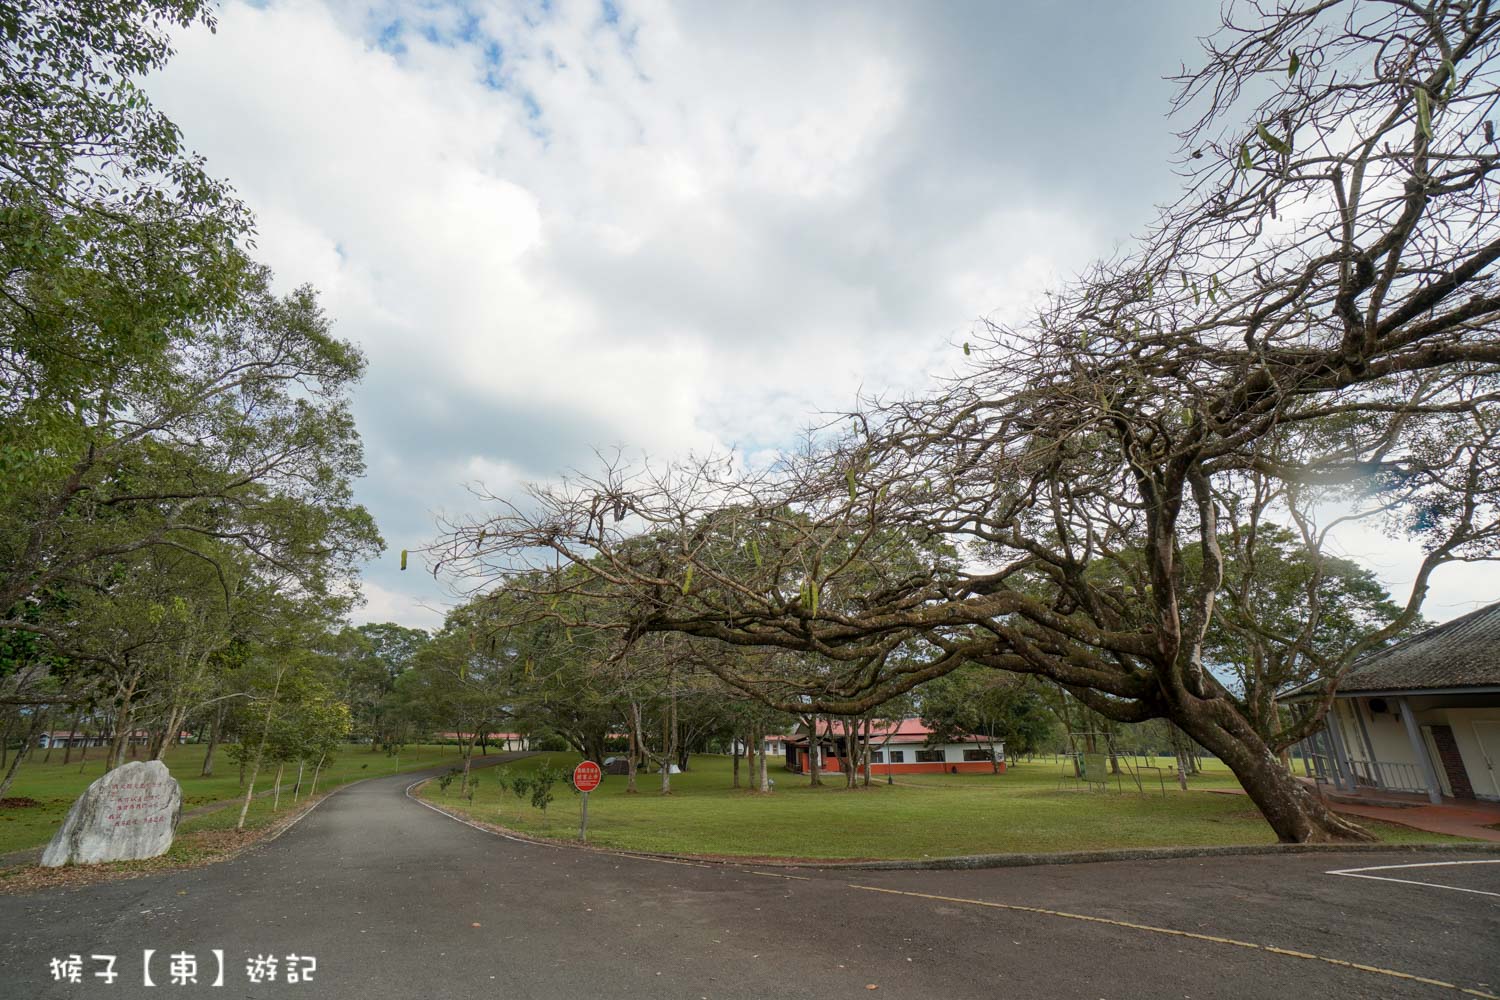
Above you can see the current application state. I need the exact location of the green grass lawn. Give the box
[0,742,472,858]
[419,752,1459,861]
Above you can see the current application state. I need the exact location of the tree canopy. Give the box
[1,1,382,788]
[442,1,1500,844]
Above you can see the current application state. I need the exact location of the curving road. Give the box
[3,755,1498,999]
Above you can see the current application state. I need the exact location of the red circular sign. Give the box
[573,760,602,793]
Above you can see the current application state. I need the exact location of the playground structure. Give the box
[1056,731,1169,795]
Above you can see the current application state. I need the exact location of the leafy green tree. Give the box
[1,271,382,624]
[284,690,352,801]
[468,580,620,764]
[0,3,385,810]
[459,3,1500,843]
[1201,525,1422,741]
[505,769,532,818]
[2,2,257,607]
[229,641,350,828]
[2,2,380,665]
[1,1,253,413]
[1,2,247,239]
[399,622,513,794]
[327,623,429,748]
[919,669,1056,769]
[528,763,561,824]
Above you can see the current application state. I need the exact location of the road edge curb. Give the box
[404,778,1500,871]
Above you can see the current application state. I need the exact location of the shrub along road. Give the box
[0,756,1495,999]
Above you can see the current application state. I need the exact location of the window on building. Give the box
[915,749,945,763]
[963,748,993,762]
[888,750,905,763]
[870,751,884,764]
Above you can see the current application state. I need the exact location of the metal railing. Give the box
[1305,753,1428,794]
[1346,757,1429,794]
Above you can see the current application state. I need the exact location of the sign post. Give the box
[573,760,602,841]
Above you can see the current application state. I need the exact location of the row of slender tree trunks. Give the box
[0,669,231,801]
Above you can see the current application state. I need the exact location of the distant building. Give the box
[762,734,790,757]
[37,731,109,749]
[784,718,1004,775]
[1285,602,1500,803]
[36,730,191,749]
[436,732,530,751]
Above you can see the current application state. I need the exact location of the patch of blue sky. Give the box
[365,1,635,139]
[375,18,406,56]
[518,91,550,144]
[367,4,510,92]
[399,3,482,48]
[480,40,506,89]
[370,2,490,53]
[597,0,639,54]
[369,1,630,94]
[521,0,552,30]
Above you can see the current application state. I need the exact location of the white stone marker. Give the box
[41,760,183,867]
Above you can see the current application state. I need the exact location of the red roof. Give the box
[789,718,991,746]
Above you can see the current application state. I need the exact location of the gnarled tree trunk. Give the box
[1175,702,1371,843]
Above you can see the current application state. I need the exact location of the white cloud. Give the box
[1323,518,1499,623]
[356,578,447,631]
[148,0,1291,629]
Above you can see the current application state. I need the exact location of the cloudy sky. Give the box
[146,0,1493,629]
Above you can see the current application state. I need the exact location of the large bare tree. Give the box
[439,1,1500,842]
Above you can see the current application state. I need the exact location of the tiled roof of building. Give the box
[788,718,988,745]
[1336,601,1500,693]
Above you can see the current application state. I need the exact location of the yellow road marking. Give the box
[748,870,812,881]
[845,883,1497,999]
[623,854,715,869]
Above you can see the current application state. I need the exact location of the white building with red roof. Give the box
[436,731,530,750]
[784,718,1004,775]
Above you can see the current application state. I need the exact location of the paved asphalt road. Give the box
[3,754,1498,1000]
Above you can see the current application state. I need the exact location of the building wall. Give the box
[1322,699,1429,792]
[1333,698,1445,763]
[1352,701,1412,762]
[793,742,1005,775]
[38,735,109,748]
[1441,708,1500,799]
[812,756,1004,776]
[870,742,1004,772]
[1350,703,1436,793]
[890,742,1002,762]
[1327,698,1500,801]
[1330,701,1372,770]
[868,761,1005,775]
